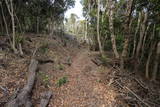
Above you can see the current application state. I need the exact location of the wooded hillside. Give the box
[78,0,160,80]
[0,0,160,107]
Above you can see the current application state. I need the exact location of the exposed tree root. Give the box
[6,59,38,107]
[40,91,52,107]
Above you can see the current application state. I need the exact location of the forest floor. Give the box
[0,34,160,107]
[49,50,118,107]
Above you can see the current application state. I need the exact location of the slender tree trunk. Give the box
[85,20,88,41]
[145,24,156,79]
[5,0,17,53]
[132,12,142,57]
[151,42,160,81]
[145,42,156,79]
[140,23,151,60]
[108,0,119,59]
[136,11,148,58]
[15,14,23,33]
[10,0,17,53]
[74,23,75,34]
[19,43,23,56]
[0,3,12,45]
[49,19,55,37]
[120,0,134,69]
[0,15,3,33]
[15,12,24,55]
[97,0,103,55]
[62,21,65,36]
[102,35,108,51]
[37,16,39,34]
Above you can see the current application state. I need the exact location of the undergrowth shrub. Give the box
[15,34,25,44]
[56,76,68,87]
[38,72,50,88]
[39,42,49,54]
[116,34,124,52]
[58,63,65,70]
[99,55,108,66]
[54,63,65,70]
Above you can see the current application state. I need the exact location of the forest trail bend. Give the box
[51,50,116,107]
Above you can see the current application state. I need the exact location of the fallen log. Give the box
[91,57,120,67]
[91,58,103,66]
[6,59,38,107]
[40,91,52,107]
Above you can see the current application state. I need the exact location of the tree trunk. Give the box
[97,0,103,55]
[108,0,119,59]
[120,0,134,69]
[19,43,23,56]
[37,16,39,34]
[85,20,88,42]
[49,18,55,37]
[151,42,160,81]
[145,42,156,79]
[102,35,108,51]
[15,14,23,33]
[136,11,148,58]
[132,12,142,57]
[0,3,12,45]
[5,0,17,53]
[10,0,17,53]
[0,15,3,33]
[140,23,151,60]
[145,24,156,79]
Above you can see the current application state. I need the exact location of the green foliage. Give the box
[0,0,75,34]
[116,34,124,52]
[38,72,50,87]
[58,63,65,70]
[104,40,112,51]
[99,55,108,66]
[56,76,68,87]
[55,63,65,70]
[39,43,49,54]
[96,79,102,83]
[15,34,25,44]
[156,26,160,31]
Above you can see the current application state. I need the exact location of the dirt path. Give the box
[49,50,116,107]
